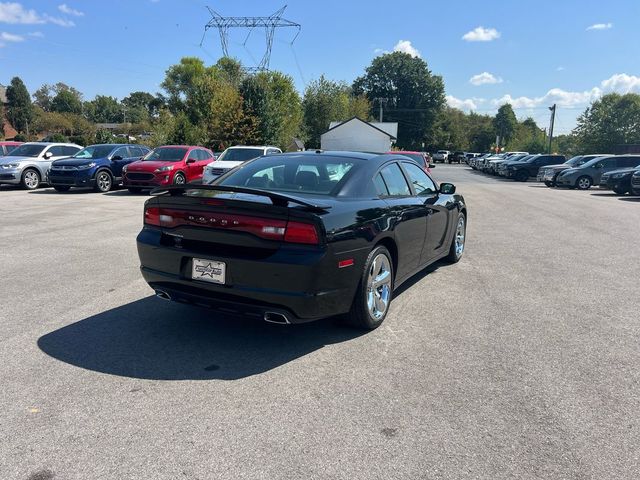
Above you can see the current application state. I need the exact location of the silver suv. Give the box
[202,146,282,184]
[0,142,83,189]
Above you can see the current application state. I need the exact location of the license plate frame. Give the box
[191,258,226,285]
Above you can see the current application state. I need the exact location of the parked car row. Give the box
[468,150,640,194]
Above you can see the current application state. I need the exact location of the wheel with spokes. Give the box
[576,176,592,190]
[446,212,466,263]
[21,168,41,190]
[347,246,394,330]
[173,172,186,185]
[94,170,113,192]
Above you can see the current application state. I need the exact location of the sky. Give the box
[1,0,640,134]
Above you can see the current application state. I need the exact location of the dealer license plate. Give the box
[191,258,226,284]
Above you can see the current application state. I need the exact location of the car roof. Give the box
[155,145,205,149]
[22,142,82,147]
[227,145,279,150]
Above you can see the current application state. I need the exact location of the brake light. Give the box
[284,221,319,245]
[143,207,319,244]
[144,207,161,226]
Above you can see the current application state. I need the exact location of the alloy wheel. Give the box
[577,177,591,190]
[174,174,186,185]
[97,172,112,192]
[366,253,392,320]
[23,170,40,189]
[455,216,466,257]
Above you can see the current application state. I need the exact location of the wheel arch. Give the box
[373,236,398,281]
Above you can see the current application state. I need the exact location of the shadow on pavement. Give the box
[618,196,640,202]
[37,296,363,381]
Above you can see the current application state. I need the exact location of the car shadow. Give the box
[37,296,364,381]
[102,189,148,196]
[590,192,621,197]
[618,196,640,202]
[28,188,92,194]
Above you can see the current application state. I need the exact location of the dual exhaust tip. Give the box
[154,290,290,325]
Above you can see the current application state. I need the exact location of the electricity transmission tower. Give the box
[200,5,301,72]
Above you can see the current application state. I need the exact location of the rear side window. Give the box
[379,163,411,196]
[402,162,437,195]
[618,157,640,168]
[48,146,66,156]
[373,173,389,196]
[112,147,130,158]
[130,147,144,157]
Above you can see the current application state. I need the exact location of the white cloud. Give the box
[462,26,500,42]
[491,73,640,110]
[600,73,640,93]
[0,2,43,24]
[586,23,612,31]
[28,30,43,37]
[0,30,23,41]
[469,72,503,86]
[393,39,421,58]
[58,3,83,16]
[446,95,478,111]
[44,14,74,27]
[0,2,75,26]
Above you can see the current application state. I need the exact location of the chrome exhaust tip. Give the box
[155,290,171,301]
[263,312,290,325]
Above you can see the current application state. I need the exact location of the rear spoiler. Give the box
[150,184,332,212]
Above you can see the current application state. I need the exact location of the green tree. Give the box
[51,89,83,115]
[241,71,303,148]
[6,76,34,134]
[466,112,495,152]
[161,57,209,120]
[353,52,445,149]
[493,104,517,146]
[574,93,640,153]
[302,75,371,148]
[123,91,164,119]
[0,100,4,140]
[85,95,123,123]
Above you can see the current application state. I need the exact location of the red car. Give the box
[0,141,23,156]
[386,151,433,174]
[123,145,215,192]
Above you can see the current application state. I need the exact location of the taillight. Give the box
[284,221,319,245]
[143,207,319,245]
[144,207,161,226]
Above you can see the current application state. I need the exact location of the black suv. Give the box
[504,154,566,182]
[631,169,640,195]
[599,158,640,194]
[450,151,466,164]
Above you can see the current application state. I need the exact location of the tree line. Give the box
[3,52,640,154]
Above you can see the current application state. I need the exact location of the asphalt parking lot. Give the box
[1,165,639,480]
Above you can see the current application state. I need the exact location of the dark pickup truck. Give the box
[504,154,566,182]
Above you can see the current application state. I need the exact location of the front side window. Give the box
[379,163,411,196]
[402,162,437,195]
[8,144,46,157]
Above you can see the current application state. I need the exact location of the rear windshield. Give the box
[217,148,264,162]
[7,144,46,157]
[219,154,360,195]
[143,147,187,162]
[73,145,115,159]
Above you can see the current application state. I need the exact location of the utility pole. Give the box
[374,98,388,122]
[548,104,556,154]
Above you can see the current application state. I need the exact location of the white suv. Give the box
[202,146,282,184]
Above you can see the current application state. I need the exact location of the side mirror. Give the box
[439,182,456,194]
[44,151,53,159]
[111,155,123,161]
[186,158,196,164]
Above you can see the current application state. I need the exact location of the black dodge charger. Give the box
[137,151,467,329]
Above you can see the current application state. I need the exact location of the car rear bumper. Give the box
[136,228,362,322]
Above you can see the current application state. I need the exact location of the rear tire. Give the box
[345,246,394,330]
[128,187,142,193]
[53,186,70,192]
[576,176,592,190]
[446,212,466,264]
[21,168,40,190]
[94,170,113,192]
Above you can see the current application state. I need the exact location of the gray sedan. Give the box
[0,142,82,189]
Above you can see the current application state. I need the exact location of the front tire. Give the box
[446,213,466,263]
[613,185,628,195]
[21,169,41,190]
[346,246,394,330]
[576,176,592,190]
[94,170,113,192]
[544,181,554,187]
[173,172,186,185]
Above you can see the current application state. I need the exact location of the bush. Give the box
[13,134,28,142]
